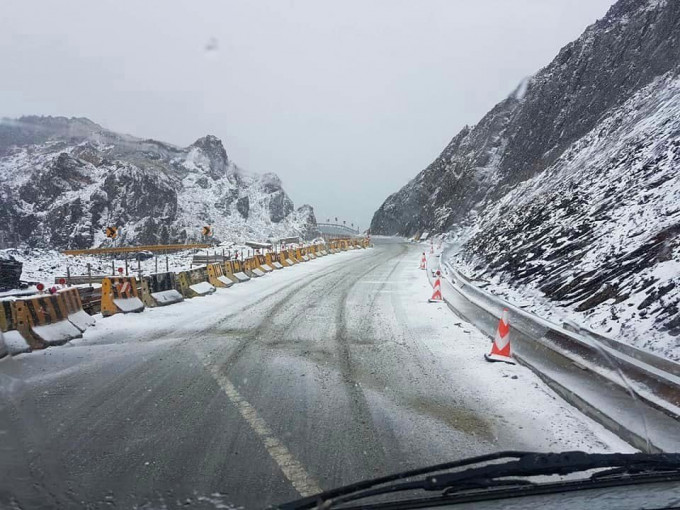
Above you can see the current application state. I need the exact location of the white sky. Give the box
[0,0,615,229]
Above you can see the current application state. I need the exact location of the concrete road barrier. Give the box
[0,300,17,334]
[229,260,252,281]
[14,293,82,348]
[251,268,266,277]
[265,253,283,270]
[0,299,31,354]
[207,263,235,288]
[58,287,96,332]
[222,261,246,283]
[177,268,216,298]
[254,255,273,273]
[141,272,184,307]
[101,277,145,317]
[233,271,250,282]
[280,250,297,266]
[241,258,259,278]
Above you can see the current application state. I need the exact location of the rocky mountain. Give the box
[0,116,318,248]
[371,0,680,359]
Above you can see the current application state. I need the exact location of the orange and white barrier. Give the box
[428,271,443,303]
[484,309,515,364]
[419,252,426,270]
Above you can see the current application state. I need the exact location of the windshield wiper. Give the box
[275,451,680,510]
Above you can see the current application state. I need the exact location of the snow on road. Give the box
[0,240,635,509]
[350,246,633,455]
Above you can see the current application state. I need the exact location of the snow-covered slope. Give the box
[454,72,680,360]
[0,116,318,248]
[371,0,680,358]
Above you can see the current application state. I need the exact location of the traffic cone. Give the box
[419,253,426,270]
[484,309,515,364]
[429,271,443,303]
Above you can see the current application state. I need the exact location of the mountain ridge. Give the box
[371,0,680,236]
[0,116,318,249]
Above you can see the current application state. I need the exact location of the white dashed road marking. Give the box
[203,361,322,497]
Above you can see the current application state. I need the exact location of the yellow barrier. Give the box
[58,287,96,332]
[265,253,283,269]
[101,277,145,317]
[255,254,274,272]
[207,263,234,288]
[244,257,265,277]
[224,260,250,282]
[0,300,16,333]
[14,292,83,348]
[278,251,292,267]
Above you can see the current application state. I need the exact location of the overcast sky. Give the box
[0,0,615,229]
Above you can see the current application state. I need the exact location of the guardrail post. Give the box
[155,255,158,274]
[66,266,71,286]
[125,253,129,276]
[87,263,92,286]
[165,255,169,272]
[111,260,115,276]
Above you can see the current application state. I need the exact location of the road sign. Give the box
[202,225,212,236]
[105,226,118,239]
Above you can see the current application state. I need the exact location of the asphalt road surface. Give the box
[0,239,628,509]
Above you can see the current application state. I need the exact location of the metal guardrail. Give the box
[317,223,360,235]
[444,262,680,417]
[54,275,110,285]
[565,323,680,379]
[62,243,212,256]
[428,252,680,453]
[191,255,228,265]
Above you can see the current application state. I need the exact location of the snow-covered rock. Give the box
[0,116,319,248]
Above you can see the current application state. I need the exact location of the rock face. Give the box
[371,0,680,359]
[372,0,680,236]
[0,116,317,248]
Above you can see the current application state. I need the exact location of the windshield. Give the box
[1,1,679,509]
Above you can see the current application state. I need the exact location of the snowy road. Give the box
[0,239,631,509]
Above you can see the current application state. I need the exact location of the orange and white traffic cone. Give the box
[419,252,426,270]
[484,309,515,364]
[428,271,443,303]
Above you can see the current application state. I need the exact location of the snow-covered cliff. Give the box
[0,116,318,248]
